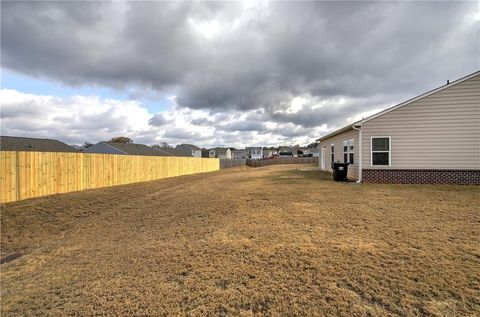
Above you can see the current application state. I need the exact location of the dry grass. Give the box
[1,165,479,316]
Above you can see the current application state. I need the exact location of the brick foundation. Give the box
[362,169,480,185]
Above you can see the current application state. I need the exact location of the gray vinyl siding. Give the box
[192,150,202,158]
[362,74,480,170]
[319,129,359,180]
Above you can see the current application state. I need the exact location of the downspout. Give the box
[352,122,363,183]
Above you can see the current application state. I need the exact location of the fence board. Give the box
[220,159,246,169]
[246,157,319,167]
[0,151,220,203]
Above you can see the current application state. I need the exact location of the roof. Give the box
[0,136,79,152]
[105,142,171,156]
[214,148,229,155]
[176,144,201,151]
[155,147,192,157]
[316,124,357,142]
[317,70,480,142]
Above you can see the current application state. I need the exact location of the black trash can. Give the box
[331,162,349,181]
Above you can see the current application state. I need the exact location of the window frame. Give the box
[342,139,354,164]
[370,136,391,166]
[330,144,335,162]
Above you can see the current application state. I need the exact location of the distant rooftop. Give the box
[176,144,201,151]
[0,136,79,153]
[105,142,170,156]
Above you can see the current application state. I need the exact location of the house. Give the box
[302,148,313,157]
[294,147,305,157]
[209,147,232,159]
[201,148,210,158]
[246,147,263,159]
[156,147,192,157]
[85,142,175,156]
[176,144,202,157]
[278,147,293,157]
[0,136,79,152]
[317,70,480,184]
[234,149,246,159]
[262,147,277,159]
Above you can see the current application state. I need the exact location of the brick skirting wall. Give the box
[362,169,480,185]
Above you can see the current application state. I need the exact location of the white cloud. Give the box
[0,89,152,144]
[1,89,334,148]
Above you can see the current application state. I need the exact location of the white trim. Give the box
[370,136,391,167]
[352,124,362,183]
[343,138,354,164]
[321,147,326,170]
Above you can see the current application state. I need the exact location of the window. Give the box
[330,144,335,162]
[371,137,390,166]
[343,139,354,164]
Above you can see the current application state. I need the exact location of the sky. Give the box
[1,1,479,148]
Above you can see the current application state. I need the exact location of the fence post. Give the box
[15,151,20,201]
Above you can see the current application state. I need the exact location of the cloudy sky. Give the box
[1,1,478,148]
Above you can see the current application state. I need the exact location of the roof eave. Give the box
[316,123,358,142]
[316,69,480,142]
[361,70,480,124]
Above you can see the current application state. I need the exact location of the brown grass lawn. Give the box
[1,165,479,316]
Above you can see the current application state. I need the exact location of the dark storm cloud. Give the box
[1,1,478,137]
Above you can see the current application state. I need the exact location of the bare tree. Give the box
[79,142,93,151]
[109,136,133,143]
[152,142,172,148]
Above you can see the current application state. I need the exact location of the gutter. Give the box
[352,122,363,183]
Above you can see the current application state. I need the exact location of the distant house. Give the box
[301,147,319,157]
[278,147,293,158]
[209,147,232,159]
[246,147,263,159]
[217,148,231,159]
[317,70,480,184]
[208,148,215,158]
[295,147,306,157]
[85,142,174,156]
[262,147,277,159]
[201,148,210,158]
[176,144,202,157]
[0,136,79,152]
[156,147,192,157]
[234,149,246,159]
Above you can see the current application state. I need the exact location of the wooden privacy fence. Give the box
[0,151,220,203]
[220,159,246,169]
[246,157,319,167]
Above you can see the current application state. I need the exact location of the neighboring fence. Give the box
[0,151,219,203]
[220,159,246,169]
[246,157,319,167]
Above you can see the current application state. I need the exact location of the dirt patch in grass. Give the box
[1,165,479,316]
